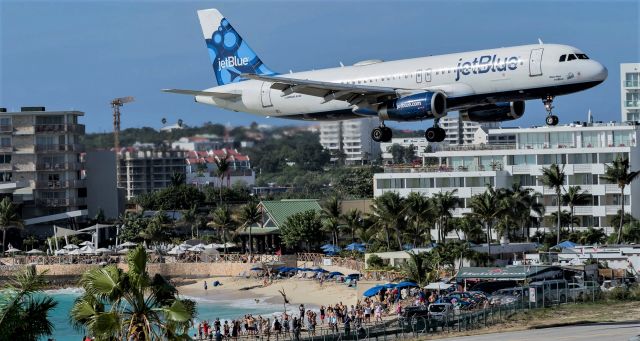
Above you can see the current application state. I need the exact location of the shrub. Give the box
[367,254,385,269]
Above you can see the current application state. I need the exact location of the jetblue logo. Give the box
[218,56,249,69]
[455,55,520,81]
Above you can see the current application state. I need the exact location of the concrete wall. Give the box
[85,150,123,219]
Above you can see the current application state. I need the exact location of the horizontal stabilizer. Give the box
[162,89,241,100]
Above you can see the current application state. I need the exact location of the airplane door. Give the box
[425,69,432,82]
[261,82,273,107]
[416,69,423,83]
[529,48,544,76]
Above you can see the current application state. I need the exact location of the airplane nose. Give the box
[593,62,608,81]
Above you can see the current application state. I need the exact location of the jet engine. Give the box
[460,101,525,122]
[353,91,447,121]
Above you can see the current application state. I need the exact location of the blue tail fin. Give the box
[197,9,276,86]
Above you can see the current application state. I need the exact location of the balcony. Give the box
[384,164,503,173]
[624,80,639,88]
[35,197,86,207]
[35,161,81,171]
[625,100,639,108]
[34,144,84,153]
[0,125,12,133]
[34,124,85,134]
[0,145,13,152]
[35,179,86,189]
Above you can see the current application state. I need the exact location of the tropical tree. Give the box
[455,216,485,244]
[466,186,507,256]
[562,186,590,233]
[548,210,579,234]
[0,267,58,340]
[622,221,640,244]
[320,196,342,246]
[0,197,23,253]
[578,227,607,245]
[181,204,198,238]
[370,192,406,250]
[431,190,458,243]
[169,172,186,187]
[236,203,262,257]
[402,251,437,286]
[279,210,323,251]
[70,246,196,340]
[404,192,434,247]
[210,207,234,254]
[506,184,544,241]
[342,209,362,244]
[214,155,231,203]
[541,164,566,247]
[600,156,640,244]
[139,214,172,250]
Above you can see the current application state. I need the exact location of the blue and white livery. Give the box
[164,9,608,143]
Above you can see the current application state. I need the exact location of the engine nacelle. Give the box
[353,92,447,121]
[460,101,525,122]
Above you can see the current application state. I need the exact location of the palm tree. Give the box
[0,267,58,340]
[466,186,507,257]
[70,246,196,339]
[214,155,231,203]
[342,209,362,244]
[404,192,434,247]
[370,192,406,250]
[578,227,607,245]
[506,184,544,241]
[210,206,234,254]
[0,197,23,253]
[431,190,458,243]
[236,203,262,257]
[562,186,590,233]
[181,204,198,238]
[169,172,186,187]
[549,210,579,235]
[541,164,566,247]
[402,251,437,286]
[320,196,342,246]
[600,156,640,244]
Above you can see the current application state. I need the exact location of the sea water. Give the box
[43,288,281,341]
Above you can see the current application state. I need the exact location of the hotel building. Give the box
[319,118,381,165]
[621,63,640,122]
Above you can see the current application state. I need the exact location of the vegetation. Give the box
[600,156,640,244]
[279,210,324,251]
[70,246,196,340]
[0,267,58,340]
[0,197,23,253]
[541,164,566,247]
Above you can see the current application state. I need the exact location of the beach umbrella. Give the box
[167,248,185,255]
[323,245,341,253]
[26,249,44,254]
[424,282,454,290]
[223,242,236,248]
[188,246,205,252]
[63,244,79,250]
[54,249,68,255]
[363,285,386,297]
[119,241,137,248]
[312,268,328,273]
[68,249,82,255]
[402,243,415,250]
[328,271,344,276]
[382,283,396,288]
[250,266,264,271]
[95,248,113,254]
[79,241,94,246]
[395,281,419,289]
[345,244,366,252]
[5,247,21,254]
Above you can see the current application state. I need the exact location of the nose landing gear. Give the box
[543,96,559,126]
[371,124,392,142]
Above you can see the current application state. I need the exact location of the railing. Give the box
[34,144,84,152]
[35,161,82,171]
[624,80,640,87]
[433,143,516,152]
[0,125,12,133]
[34,123,85,134]
[0,145,13,152]
[384,164,503,173]
[34,179,86,189]
[625,100,639,107]
[35,197,86,207]
[297,253,364,271]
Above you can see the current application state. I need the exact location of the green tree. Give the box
[70,246,196,340]
[402,251,437,286]
[563,186,590,233]
[541,164,566,247]
[455,216,485,244]
[623,221,640,243]
[506,184,544,241]
[236,203,262,257]
[210,207,234,254]
[0,197,23,253]
[214,155,231,203]
[139,214,172,249]
[332,167,380,198]
[320,196,342,246]
[431,190,458,243]
[600,156,640,244]
[342,209,362,243]
[370,192,406,250]
[181,205,198,238]
[279,210,323,251]
[0,267,58,340]
[404,192,434,247]
[169,173,186,187]
[578,227,606,245]
[466,186,507,256]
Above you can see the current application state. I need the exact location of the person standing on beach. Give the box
[319,306,325,325]
[204,281,208,292]
[298,304,305,319]
[292,317,300,341]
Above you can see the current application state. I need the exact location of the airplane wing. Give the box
[241,73,400,103]
[162,89,241,100]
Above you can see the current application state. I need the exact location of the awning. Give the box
[424,282,454,290]
[455,265,563,281]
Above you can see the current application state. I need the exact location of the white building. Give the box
[439,116,499,145]
[319,118,380,165]
[380,137,430,163]
[185,149,255,188]
[621,63,640,122]
[374,122,640,236]
[171,136,225,152]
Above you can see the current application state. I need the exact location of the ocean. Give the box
[44,288,281,341]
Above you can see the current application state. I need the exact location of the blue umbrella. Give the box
[402,243,415,250]
[382,283,396,288]
[346,273,360,279]
[363,285,386,297]
[250,267,264,271]
[345,244,366,252]
[328,271,344,276]
[322,245,342,253]
[312,268,328,273]
[277,267,292,272]
[321,244,338,250]
[394,281,418,289]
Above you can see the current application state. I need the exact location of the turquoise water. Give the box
[44,288,279,341]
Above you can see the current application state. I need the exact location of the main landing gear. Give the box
[371,124,392,143]
[425,119,446,143]
[543,95,559,126]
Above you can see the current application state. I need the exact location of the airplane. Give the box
[164,8,608,143]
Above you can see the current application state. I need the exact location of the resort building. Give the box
[621,63,640,122]
[374,122,640,236]
[171,135,226,152]
[319,118,381,165]
[0,107,87,219]
[380,137,430,164]
[117,148,186,200]
[185,148,255,188]
[439,116,499,145]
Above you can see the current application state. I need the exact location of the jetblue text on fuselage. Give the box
[455,55,520,81]
[218,56,249,69]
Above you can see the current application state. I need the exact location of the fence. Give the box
[297,253,364,272]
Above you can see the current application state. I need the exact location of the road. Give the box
[439,322,640,341]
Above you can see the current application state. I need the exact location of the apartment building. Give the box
[380,137,430,163]
[374,122,640,236]
[621,63,640,122]
[171,135,226,152]
[439,116,500,145]
[0,107,86,218]
[117,148,186,200]
[319,118,381,165]
[185,148,255,187]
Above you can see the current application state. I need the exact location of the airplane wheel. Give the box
[546,115,559,126]
[371,128,384,142]
[436,127,446,142]
[425,128,437,142]
[381,127,392,142]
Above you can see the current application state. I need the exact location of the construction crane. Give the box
[111,96,134,181]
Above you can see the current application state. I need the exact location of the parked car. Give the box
[529,279,568,306]
[489,286,529,305]
[469,281,518,295]
[428,303,453,321]
[567,283,593,300]
[442,291,488,309]
[601,279,627,292]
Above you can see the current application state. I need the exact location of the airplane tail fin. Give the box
[197,9,275,86]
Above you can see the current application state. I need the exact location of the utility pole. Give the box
[111,97,134,184]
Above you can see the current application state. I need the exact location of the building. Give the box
[185,148,255,187]
[439,116,499,145]
[84,151,125,220]
[374,122,640,236]
[380,137,430,164]
[473,127,517,145]
[171,135,226,152]
[117,148,186,200]
[621,63,640,122]
[319,118,380,165]
[0,107,87,219]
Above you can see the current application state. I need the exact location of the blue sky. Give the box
[1,0,638,133]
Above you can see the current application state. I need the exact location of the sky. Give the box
[1,0,639,133]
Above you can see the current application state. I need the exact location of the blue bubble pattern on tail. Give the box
[205,18,275,86]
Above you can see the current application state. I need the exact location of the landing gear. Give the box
[425,119,446,143]
[371,125,392,142]
[543,96,559,126]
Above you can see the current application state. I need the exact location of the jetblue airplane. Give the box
[164,8,608,143]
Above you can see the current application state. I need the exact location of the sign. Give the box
[323,258,333,266]
[529,287,537,303]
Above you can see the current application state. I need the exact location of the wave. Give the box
[44,287,85,295]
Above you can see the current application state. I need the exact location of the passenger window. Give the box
[567,54,577,61]
[559,55,566,62]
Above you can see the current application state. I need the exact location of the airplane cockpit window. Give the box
[559,55,566,62]
[567,54,577,61]
[576,54,589,59]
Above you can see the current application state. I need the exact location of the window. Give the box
[35,115,64,125]
[567,54,577,61]
[559,55,566,62]
[568,153,597,164]
[576,54,589,59]
[0,172,11,182]
[0,154,11,164]
[0,137,10,148]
